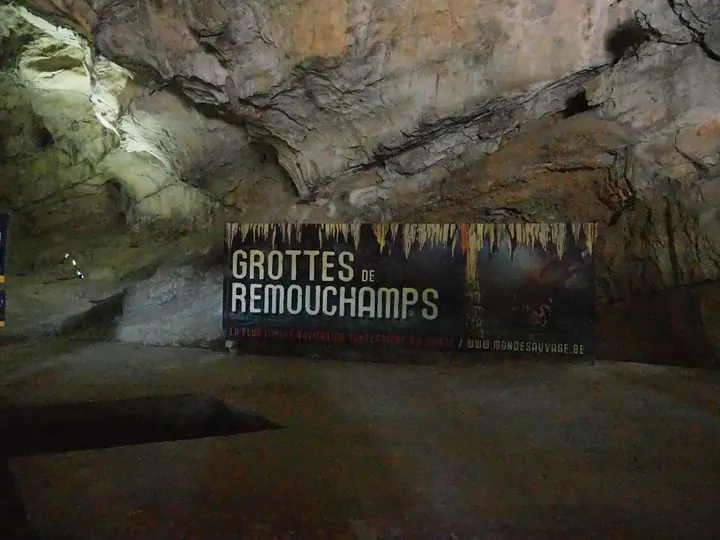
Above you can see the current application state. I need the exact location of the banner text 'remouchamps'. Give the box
[230,249,439,320]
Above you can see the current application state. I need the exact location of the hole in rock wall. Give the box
[249,141,274,165]
[105,178,135,227]
[34,126,53,149]
[605,19,654,64]
[560,90,595,118]
[244,140,301,198]
[0,29,33,69]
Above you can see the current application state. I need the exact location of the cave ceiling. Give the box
[0,0,719,300]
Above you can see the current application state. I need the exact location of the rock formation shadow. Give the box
[560,90,597,118]
[605,18,654,64]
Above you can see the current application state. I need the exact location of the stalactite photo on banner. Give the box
[223,223,598,356]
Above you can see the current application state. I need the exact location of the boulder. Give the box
[114,265,224,347]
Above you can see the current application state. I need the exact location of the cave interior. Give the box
[1,0,720,538]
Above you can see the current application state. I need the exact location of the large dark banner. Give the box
[0,213,6,327]
[223,223,598,356]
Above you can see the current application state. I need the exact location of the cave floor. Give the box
[1,342,719,540]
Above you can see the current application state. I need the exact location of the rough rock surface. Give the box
[115,265,223,347]
[597,281,720,367]
[11,0,621,194]
[1,277,123,340]
[0,0,719,359]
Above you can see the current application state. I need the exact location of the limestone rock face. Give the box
[3,1,717,236]
[585,29,720,299]
[0,0,719,359]
[15,0,621,194]
[1,3,297,240]
[115,265,223,347]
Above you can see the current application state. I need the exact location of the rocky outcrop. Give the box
[586,36,720,298]
[2,2,717,226]
[0,3,298,241]
[14,0,621,194]
[0,0,640,223]
[0,0,719,361]
[115,265,223,347]
[0,277,123,341]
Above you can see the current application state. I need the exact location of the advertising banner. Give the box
[223,223,598,356]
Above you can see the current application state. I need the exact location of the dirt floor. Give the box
[1,341,720,539]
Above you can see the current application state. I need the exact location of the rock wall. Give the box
[597,281,720,367]
[0,3,298,239]
[115,265,223,348]
[0,0,719,364]
[14,0,622,194]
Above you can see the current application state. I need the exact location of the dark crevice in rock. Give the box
[246,142,299,196]
[105,178,134,227]
[372,67,606,163]
[699,37,720,61]
[0,26,34,68]
[605,148,639,225]
[34,127,53,149]
[560,90,599,118]
[608,200,636,227]
[605,18,658,64]
[666,0,720,61]
[636,11,693,47]
[192,247,225,270]
[248,141,273,166]
[186,26,231,69]
[473,207,531,222]
[663,198,683,286]
[675,143,712,178]
[345,155,387,175]
[293,55,346,76]
[128,75,302,200]
[541,163,608,173]
[116,261,162,284]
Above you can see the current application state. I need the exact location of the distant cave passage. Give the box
[35,127,54,149]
